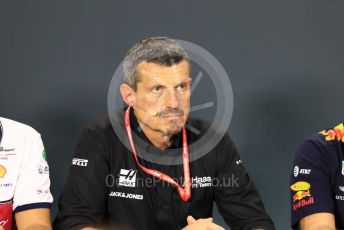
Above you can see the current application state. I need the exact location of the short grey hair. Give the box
[123,36,189,90]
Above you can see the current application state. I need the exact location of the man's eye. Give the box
[152,86,162,93]
[177,83,186,91]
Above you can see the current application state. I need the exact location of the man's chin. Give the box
[160,126,183,136]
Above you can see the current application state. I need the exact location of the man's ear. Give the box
[120,84,136,106]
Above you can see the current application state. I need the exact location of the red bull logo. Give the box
[291,181,314,210]
[293,190,311,202]
[320,123,344,142]
[293,196,314,211]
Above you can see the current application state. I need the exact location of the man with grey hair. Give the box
[53,36,275,230]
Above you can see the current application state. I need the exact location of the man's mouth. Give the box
[160,114,183,119]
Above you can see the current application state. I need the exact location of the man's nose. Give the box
[164,88,179,108]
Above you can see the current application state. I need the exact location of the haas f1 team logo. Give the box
[118,169,138,187]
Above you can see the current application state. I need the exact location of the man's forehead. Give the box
[136,60,190,83]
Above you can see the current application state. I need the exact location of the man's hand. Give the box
[182,215,225,230]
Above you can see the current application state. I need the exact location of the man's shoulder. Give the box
[186,116,232,156]
[317,122,344,146]
[296,123,344,160]
[301,123,344,150]
[84,109,126,132]
[81,114,121,144]
[84,114,112,132]
[0,117,40,139]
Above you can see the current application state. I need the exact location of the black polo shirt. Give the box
[290,123,344,229]
[53,108,275,230]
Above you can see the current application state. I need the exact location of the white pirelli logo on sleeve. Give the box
[72,158,88,167]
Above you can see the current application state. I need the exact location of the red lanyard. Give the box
[124,106,191,202]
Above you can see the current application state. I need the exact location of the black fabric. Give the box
[53,109,275,230]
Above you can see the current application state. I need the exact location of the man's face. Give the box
[133,59,191,136]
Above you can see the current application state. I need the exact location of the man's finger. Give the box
[198,217,213,223]
[186,215,197,224]
[206,222,225,230]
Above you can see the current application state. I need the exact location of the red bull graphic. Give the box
[291,181,314,210]
[293,190,311,202]
[320,123,344,142]
[293,196,314,211]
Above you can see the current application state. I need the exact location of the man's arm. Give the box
[15,208,52,230]
[53,128,109,230]
[290,136,335,229]
[12,128,53,229]
[299,213,335,230]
